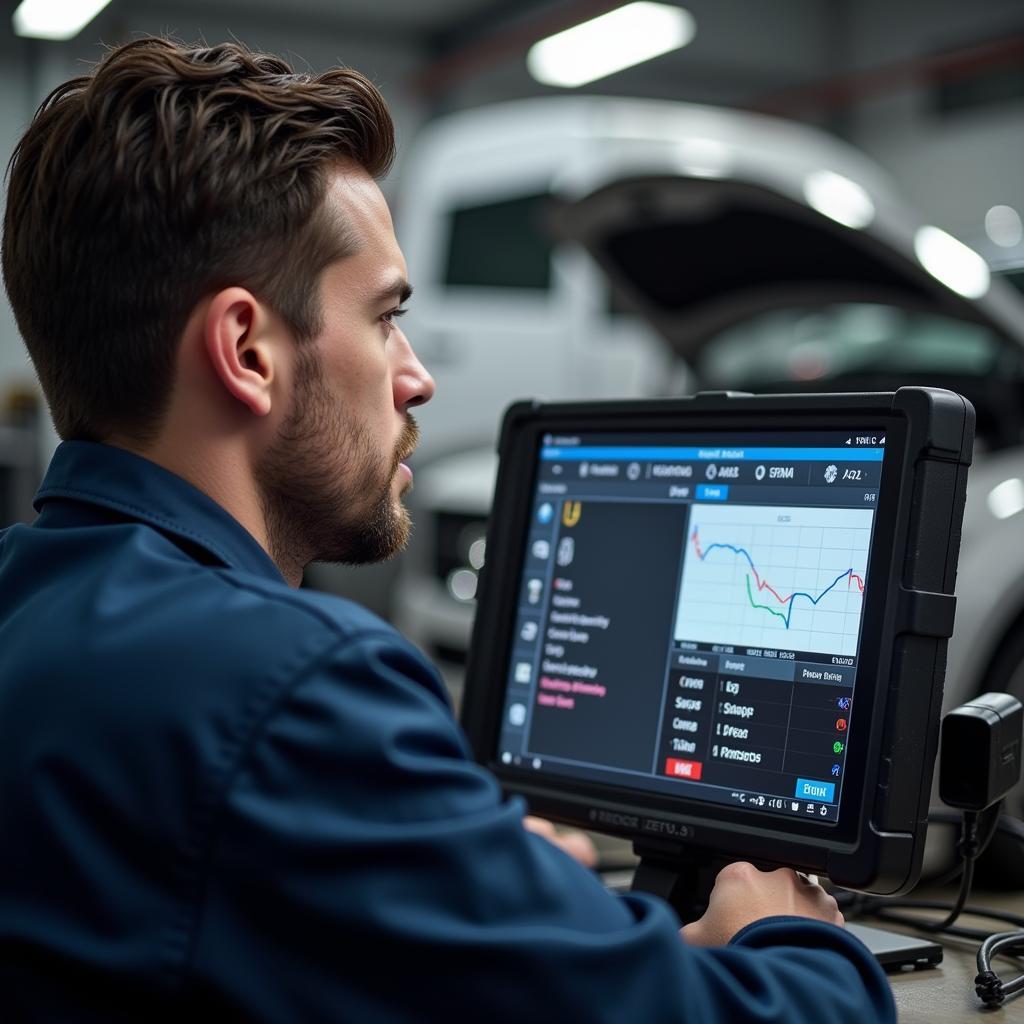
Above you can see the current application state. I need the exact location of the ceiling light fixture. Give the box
[803,170,876,230]
[527,2,696,89]
[984,205,1023,249]
[12,0,114,40]
[988,478,1024,521]
[914,225,991,300]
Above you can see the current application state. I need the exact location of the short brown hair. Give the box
[2,37,395,442]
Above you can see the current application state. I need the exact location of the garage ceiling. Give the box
[5,0,1022,117]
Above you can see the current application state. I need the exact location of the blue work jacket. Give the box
[0,440,894,1022]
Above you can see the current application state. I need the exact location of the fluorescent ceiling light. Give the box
[988,478,1024,520]
[528,3,696,89]
[985,205,1023,248]
[913,225,991,300]
[803,170,875,230]
[13,0,113,40]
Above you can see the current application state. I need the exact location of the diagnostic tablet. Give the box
[462,388,973,897]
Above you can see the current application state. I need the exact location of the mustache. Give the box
[392,415,420,471]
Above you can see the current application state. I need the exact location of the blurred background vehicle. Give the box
[391,94,1024,686]
[386,95,1024,879]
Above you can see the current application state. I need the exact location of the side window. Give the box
[443,192,552,290]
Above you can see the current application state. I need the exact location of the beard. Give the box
[257,345,418,575]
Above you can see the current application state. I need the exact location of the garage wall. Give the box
[0,31,38,399]
[842,0,1024,254]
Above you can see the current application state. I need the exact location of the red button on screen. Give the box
[665,758,702,780]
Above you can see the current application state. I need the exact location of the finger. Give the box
[523,815,556,839]
[554,829,598,867]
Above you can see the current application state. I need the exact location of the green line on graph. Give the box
[746,574,788,623]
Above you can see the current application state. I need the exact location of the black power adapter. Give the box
[841,692,1024,1007]
[940,692,1023,812]
[938,692,1024,1008]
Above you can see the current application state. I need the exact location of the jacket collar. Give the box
[34,441,284,583]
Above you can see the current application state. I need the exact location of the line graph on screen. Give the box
[674,505,874,657]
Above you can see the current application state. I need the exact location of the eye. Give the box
[381,306,407,336]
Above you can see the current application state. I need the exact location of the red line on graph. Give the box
[692,527,864,603]
[692,528,792,605]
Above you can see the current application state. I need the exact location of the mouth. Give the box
[393,416,420,489]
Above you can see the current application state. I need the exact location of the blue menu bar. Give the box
[541,447,884,462]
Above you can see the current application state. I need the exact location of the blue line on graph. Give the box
[693,530,863,630]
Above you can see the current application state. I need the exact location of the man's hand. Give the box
[681,862,843,946]
[523,815,598,868]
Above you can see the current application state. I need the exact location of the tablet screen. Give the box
[494,429,887,824]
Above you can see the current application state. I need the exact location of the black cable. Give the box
[919,810,980,932]
[977,933,1024,1007]
[928,803,1003,887]
[841,806,1024,1008]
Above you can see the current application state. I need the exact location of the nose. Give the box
[394,330,435,411]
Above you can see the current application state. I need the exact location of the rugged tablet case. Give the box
[462,387,975,896]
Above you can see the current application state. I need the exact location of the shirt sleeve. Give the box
[188,630,895,1024]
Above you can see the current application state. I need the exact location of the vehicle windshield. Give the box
[692,301,1024,451]
[697,304,1002,388]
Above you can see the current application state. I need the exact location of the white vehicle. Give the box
[392,98,1024,877]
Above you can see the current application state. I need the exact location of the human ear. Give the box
[202,287,275,416]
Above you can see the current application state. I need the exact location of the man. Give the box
[0,37,894,1021]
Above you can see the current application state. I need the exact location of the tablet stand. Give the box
[630,843,733,923]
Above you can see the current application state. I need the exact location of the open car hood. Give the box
[550,168,1024,364]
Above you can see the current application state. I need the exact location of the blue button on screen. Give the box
[795,778,835,803]
[696,484,729,501]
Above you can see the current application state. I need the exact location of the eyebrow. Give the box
[371,278,413,307]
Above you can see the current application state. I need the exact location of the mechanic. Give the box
[0,37,894,1022]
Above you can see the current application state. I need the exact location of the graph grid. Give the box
[675,505,875,657]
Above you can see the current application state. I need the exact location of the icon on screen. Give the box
[835,718,847,732]
[755,465,766,481]
[527,579,543,604]
[820,805,829,816]
[790,801,800,811]
[556,537,575,567]
[508,703,527,727]
[627,462,641,480]
[520,620,539,642]
[831,764,841,777]
[824,464,839,484]
[531,539,551,559]
[837,696,851,710]
[537,503,554,524]
[833,740,844,754]
[514,662,532,684]
[705,463,718,481]
[562,500,582,527]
